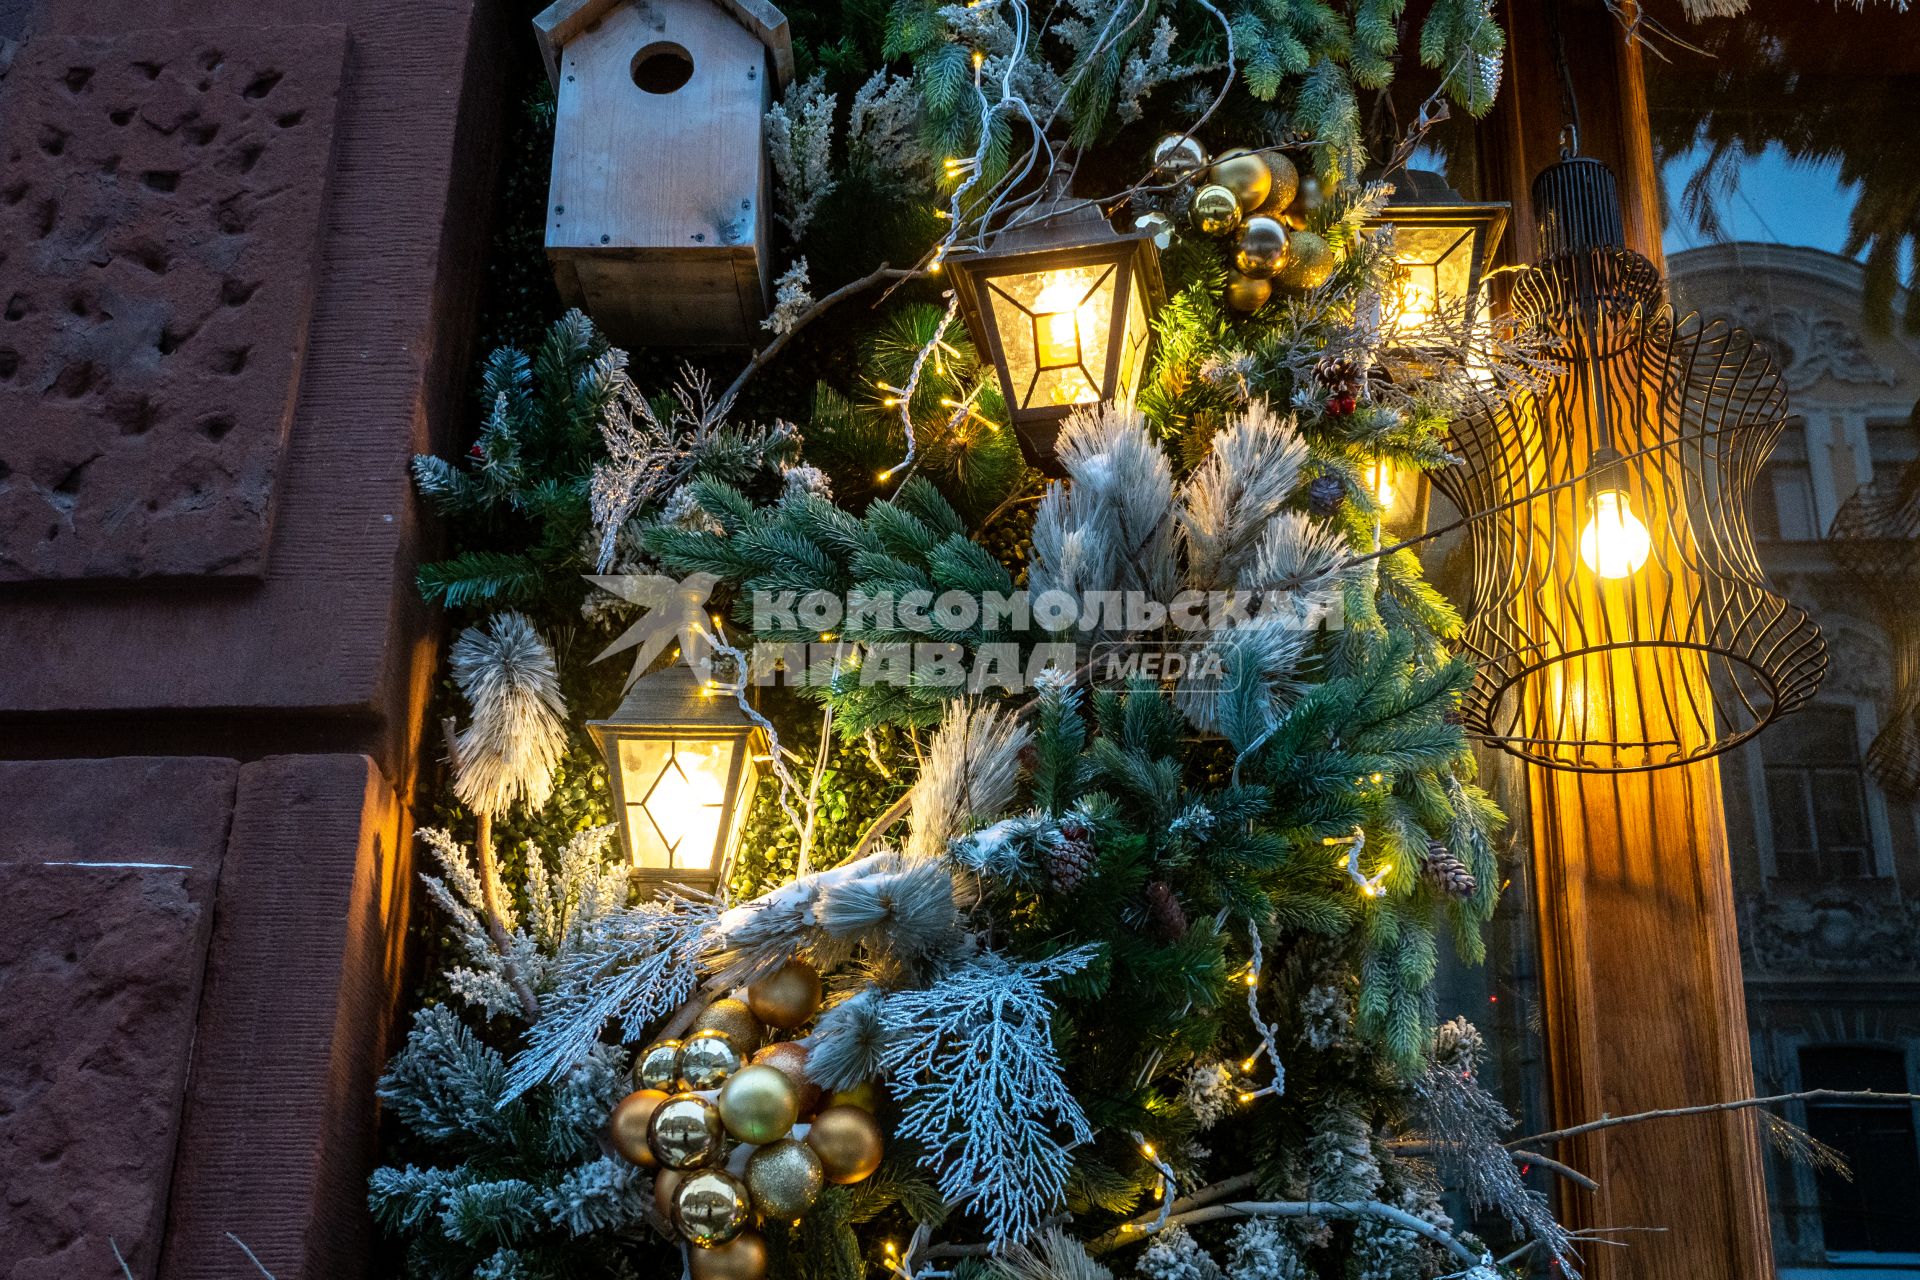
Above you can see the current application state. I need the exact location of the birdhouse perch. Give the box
[535,0,794,348]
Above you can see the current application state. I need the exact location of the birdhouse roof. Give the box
[534,0,794,89]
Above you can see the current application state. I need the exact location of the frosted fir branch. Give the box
[1409,1018,1575,1272]
[763,258,816,336]
[451,613,568,819]
[540,1155,650,1236]
[502,893,720,1101]
[1029,405,1180,624]
[378,1005,515,1147]
[909,702,1033,859]
[765,74,837,239]
[880,947,1099,1248]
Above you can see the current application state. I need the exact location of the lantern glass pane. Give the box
[1390,224,1477,330]
[616,735,741,871]
[985,263,1118,410]
[1116,276,1150,401]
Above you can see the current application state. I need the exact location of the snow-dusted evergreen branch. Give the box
[503,893,720,1101]
[881,947,1100,1247]
[908,701,1033,859]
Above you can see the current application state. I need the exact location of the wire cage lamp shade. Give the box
[1431,158,1827,773]
[1827,450,1920,797]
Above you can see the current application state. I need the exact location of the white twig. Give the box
[226,1234,280,1280]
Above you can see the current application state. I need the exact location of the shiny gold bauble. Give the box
[751,1041,823,1116]
[1150,132,1209,179]
[655,1167,685,1220]
[805,1105,885,1185]
[1209,149,1272,214]
[688,1231,769,1280]
[746,961,823,1030]
[609,1088,669,1167]
[1233,216,1290,280]
[649,1093,725,1170]
[716,1064,800,1145]
[675,1169,752,1247]
[679,1030,743,1091]
[1276,230,1335,290]
[1223,269,1272,314]
[635,1040,684,1093]
[1256,151,1300,217]
[1279,174,1324,230]
[827,1081,881,1112]
[694,998,763,1053]
[1189,184,1242,237]
[745,1138,826,1220]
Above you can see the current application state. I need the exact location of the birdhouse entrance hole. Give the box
[631,42,694,93]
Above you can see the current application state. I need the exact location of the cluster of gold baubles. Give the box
[1149,133,1336,314]
[606,961,885,1280]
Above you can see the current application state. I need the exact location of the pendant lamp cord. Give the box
[1547,0,1583,158]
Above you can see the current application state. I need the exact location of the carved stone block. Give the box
[0,25,347,580]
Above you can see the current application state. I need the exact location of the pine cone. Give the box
[1307,474,1346,514]
[1046,822,1095,892]
[1143,880,1189,941]
[1421,839,1477,899]
[1314,354,1361,395]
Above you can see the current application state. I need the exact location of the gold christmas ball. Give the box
[655,1167,685,1220]
[649,1093,725,1170]
[1276,230,1335,290]
[1233,216,1289,280]
[1209,149,1272,214]
[689,1231,769,1280]
[805,1105,885,1185]
[746,961,823,1030]
[1257,151,1300,217]
[680,1030,743,1091]
[828,1081,882,1112]
[675,1168,752,1248]
[1190,184,1242,237]
[1150,132,1209,179]
[752,1041,823,1116]
[635,1040,684,1093]
[1223,269,1272,314]
[745,1138,825,1220]
[694,998,763,1053]
[610,1088,669,1167]
[716,1064,800,1145]
[1279,174,1324,230]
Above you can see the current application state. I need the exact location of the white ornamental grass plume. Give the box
[1030,403,1179,624]
[1178,402,1309,590]
[450,611,567,818]
[908,701,1033,859]
[996,1227,1115,1280]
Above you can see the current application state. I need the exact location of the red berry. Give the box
[468,443,486,459]
[1327,394,1357,416]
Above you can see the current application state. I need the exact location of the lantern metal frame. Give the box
[1369,168,1509,334]
[1828,451,1920,797]
[588,663,765,894]
[948,195,1164,471]
[1432,158,1826,774]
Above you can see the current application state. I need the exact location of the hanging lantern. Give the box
[1368,169,1508,337]
[948,181,1164,470]
[1828,450,1920,797]
[589,665,764,894]
[1431,156,1825,773]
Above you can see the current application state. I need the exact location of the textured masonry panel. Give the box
[0,26,347,580]
[0,758,238,1280]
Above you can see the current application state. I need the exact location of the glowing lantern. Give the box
[589,665,763,895]
[948,183,1164,470]
[1370,169,1508,337]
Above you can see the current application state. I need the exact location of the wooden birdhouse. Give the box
[535,0,794,347]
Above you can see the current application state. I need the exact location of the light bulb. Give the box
[1367,461,1394,509]
[1033,275,1091,368]
[1578,489,1652,579]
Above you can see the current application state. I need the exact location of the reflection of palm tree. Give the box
[1645,5,1920,334]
